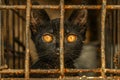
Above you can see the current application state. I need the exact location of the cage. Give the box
[0,0,120,79]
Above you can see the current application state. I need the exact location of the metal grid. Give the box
[0,0,120,79]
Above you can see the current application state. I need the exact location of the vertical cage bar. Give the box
[18,0,24,69]
[118,0,120,51]
[118,0,120,67]
[8,0,14,69]
[0,0,2,67]
[13,0,19,69]
[60,0,65,78]
[101,0,107,77]
[25,0,31,79]
[22,11,26,69]
[2,9,6,67]
[19,10,23,69]
[113,0,117,69]
[1,2,5,68]
[0,10,1,79]
[110,13,113,69]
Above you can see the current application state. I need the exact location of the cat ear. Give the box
[68,9,87,26]
[30,9,50,35]
[31,9,50,25]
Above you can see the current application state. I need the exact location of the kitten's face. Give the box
[32,19,84,61]
[30,9,87,68]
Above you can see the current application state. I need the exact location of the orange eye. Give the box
[42,34,53,43]
[67,34,77,43]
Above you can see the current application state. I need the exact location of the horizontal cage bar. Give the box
[1,77,120,80]
[0,69,120,74]
[0,5,120,9]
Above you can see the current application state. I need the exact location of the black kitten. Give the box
[30,9,87,77]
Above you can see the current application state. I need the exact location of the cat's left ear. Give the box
[31,9,50,25]
[30,9,50,35]
[68,9,87,26]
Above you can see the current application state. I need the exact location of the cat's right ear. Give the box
[68,9,87,26]
[30,9,50,35]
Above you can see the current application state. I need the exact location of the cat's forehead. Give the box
[50,18,81,30]
[39,18,81,34]
[51,19,82,33]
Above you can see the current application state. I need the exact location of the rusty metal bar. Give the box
[60,0,65,78]
[25,0,31,79]
[0,69,60,74]
[13,0,19,69]
[1,10,5,66]
[117,0,120,67]
[7,1,13,69]
[106,69,120,74]
[0,69,24,74]
[1,69,120,74]
[1,77,120,80]
[0,0,1,78]
[101,0,107,78]
[32,5,59,9]
[0,0,2,67]
[0,64,8,70]
[1,0,6,67]
[65,69,100,73]
[112,1,117,69]
[30,69,60,74]
[0,69,103,74]
[0,5,120,9]
[65,5,120,9]
[19,10,23,69]
[118,1,120,53]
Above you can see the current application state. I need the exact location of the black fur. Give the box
[30,8,87,77]
[31,19,87,68]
